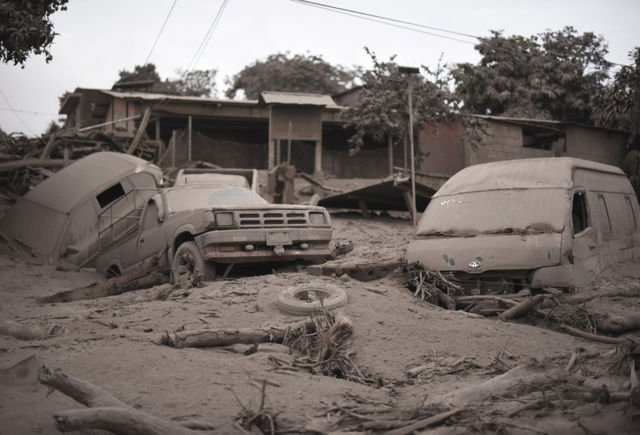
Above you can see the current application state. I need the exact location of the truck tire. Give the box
[276,285,348,316]
[172,241,216,283]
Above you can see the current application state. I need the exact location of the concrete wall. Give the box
[418,121,465,176]
[465,121,553,166]
[564,126,627,168]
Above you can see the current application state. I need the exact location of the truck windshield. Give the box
[167,187,267,212]
[416,189,568,237]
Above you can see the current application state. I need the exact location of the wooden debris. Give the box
[498,294,546,321]
[557,324,628,345]
[39,365,203,434]
[327,240,354,260]
[596,314,640,334]
[39,252,168,303]
[0,320,47,340]
[162,317,317,349]
[0,355,41,386]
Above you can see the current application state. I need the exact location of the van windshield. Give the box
[416,189,568,237]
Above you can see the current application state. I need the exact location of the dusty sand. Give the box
[0,213,639,434]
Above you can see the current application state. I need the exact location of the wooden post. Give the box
[40,133,57,159]
[126,107,151,155]
[171,130,176,168]
[314,140,323,178]
[187,116,192,162]
[268,106,275,169]
[287,121,292,164]
[388,134,393,175]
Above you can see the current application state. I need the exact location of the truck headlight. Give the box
[309,212,326,225]
[215,212,234,226]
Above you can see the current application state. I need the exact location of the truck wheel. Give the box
[276,285,347,316]
[172,241,216,284]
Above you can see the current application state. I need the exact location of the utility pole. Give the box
[399,66,420,227]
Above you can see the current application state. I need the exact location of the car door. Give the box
[570,189,600,287]
[137,199,167,263]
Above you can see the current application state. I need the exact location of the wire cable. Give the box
[289,0,630,67]
[0,108,59,116]
[144,0,179,65]
[0,90,35,136]
[290,0,475,45]
[186,0,229,71]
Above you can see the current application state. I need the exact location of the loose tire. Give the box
[276,285,348,316]
[172,241,216,284]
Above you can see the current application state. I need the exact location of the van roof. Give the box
[435,157,625,197]
[24,152,161,213]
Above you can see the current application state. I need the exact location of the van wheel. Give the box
[276,285,348,316]
[172,241,216,284]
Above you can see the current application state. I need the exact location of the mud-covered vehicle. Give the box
[95,185,333,281]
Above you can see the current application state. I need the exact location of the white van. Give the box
[405,157,640,289]
[0,152,162,267]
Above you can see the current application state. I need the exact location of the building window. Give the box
[97,183,125,208]
[572,191,589,235]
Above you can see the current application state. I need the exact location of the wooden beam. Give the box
[126,107,151,155]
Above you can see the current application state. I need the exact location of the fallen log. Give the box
[39,365,201,434]
[498,295,546,321]
[557,324,627,345]
[39,271,168,303]
[596,314,640,334]
[560,287,640,305]
[162,317,317,349]
[384,408,463,435]
[0,320,45,340]
[39,252,168,303]
[0,355,41,386]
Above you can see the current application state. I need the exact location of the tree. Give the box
[0,0,69,65]
[343,49,471,153]
[451,27,610,123]
[114,64,217,97]
[593,48,640,196]
[225,52,358,99]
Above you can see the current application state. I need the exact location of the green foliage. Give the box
[593,48,640,143]
[225,52,358,99]
[0,0,69,66]
[117,64,162,83]
[172,69,217,97]
[451,27,611,123]
[115,64,217,97]
[343,49,470,153]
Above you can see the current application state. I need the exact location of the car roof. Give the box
[435,157,625,197]
[23,152,161,213]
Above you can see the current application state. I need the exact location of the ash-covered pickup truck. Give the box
[95,185,332,282]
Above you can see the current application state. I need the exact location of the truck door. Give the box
[137,200,166,263]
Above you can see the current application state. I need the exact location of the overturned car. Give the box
[406,157,640,290]
[96,185,333,281]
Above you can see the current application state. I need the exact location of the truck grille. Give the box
[237,210,309,227]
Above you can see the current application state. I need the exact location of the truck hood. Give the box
[405,233,562,273]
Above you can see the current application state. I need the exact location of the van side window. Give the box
[572,191,589,235]
[626,197,637,230]
[97,183,125,208]
[597,194,612,235]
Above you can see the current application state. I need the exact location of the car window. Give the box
[141,201,160,230]
[572,191,590,235]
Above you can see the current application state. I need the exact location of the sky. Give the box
[0,0,638,136]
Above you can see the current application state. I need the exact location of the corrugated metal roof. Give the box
[435,157,625,197]
[100,90,259,106]
[23,152,160,214]
[259,91,338,108]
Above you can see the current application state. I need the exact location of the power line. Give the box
[186,0,229,71]
[289,0,631,68]
[289,0,476,45]
[144,0,179,65]
[0,108,59,116]
[291,0,478,41]
[0,90,35,136]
